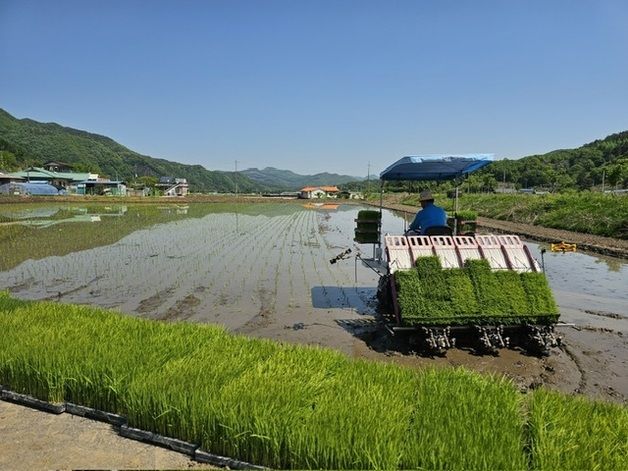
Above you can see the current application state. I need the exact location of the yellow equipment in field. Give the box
[550,241,577,253]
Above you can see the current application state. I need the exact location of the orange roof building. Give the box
[298,186,340,199]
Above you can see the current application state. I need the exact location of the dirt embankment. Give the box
[372,199,628,259]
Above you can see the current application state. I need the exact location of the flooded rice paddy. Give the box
[0,201,626,351]
[2,201,627,402]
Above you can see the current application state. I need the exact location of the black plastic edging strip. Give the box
[65,402,127,426]
[1,389,65,414]
[195,449,268,470]
[119,425,199,455]
[1,388,267,470]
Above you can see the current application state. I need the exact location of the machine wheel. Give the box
[377,275,393,315]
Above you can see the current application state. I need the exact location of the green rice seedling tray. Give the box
[354,210,381,243]
[395,257,559,326]
[354,229,380,243]
[356,209,381,221]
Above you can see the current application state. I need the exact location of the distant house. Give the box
[6,167,128,195]
[76,179,127,196]
[0,172,24,184]
[156,176,189,196]
[8,167,98,192]
[43,161,74,173]
[299,186,340,199]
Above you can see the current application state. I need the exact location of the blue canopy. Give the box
[379,154,494,181]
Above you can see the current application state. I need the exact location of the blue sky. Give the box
[1,0,627,175]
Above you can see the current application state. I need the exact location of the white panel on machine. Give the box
[384,235,413,273]
[453,236,482,265]
[430,236,461,268]
[475,234,509,270]
[497,234,539,272]
[406,235,434,264]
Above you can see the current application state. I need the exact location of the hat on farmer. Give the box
[419,190,434,202]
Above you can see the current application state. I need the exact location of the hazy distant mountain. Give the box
[0,108,272,193]
[242,167,363,190]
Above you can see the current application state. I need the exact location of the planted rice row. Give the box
[0,293,625,469]
[395,257,559,325]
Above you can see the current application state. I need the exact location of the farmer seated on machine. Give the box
[405,190,451,236]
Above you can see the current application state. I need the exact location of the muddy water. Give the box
[0,204,378,341]
[1,203,626,331]
[526,242,628,331]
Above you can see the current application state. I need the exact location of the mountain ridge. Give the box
[0,108,366,192]
[1,108,625,192]
[242,166,363,190]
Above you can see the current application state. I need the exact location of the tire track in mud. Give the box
[314,210,372,315]
[300,209,356,312]
[559,343,588,394]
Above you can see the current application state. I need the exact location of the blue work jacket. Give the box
[408,202,448,234]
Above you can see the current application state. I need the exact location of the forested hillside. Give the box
[0,109,270,193]
[370,132,628,193]
[482,131,628,191]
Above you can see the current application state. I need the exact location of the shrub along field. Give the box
[397,192,628,239]
[395,257,559,326]
[0,293,626,470]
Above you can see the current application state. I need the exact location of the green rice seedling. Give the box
[401,368,527,470]
[395,269,427,320]
[356,209,381,221]
[124,332,281,447]
[493,270,530,316]
[529,389,628,470]
[414,255,442,278]
[465,260,558,324]
[521,273,559,319]
[455,209,478,221]
[1,295,625,470]
[0,303,72,402]
[412,257,452,319]
[397,258,478,324]
[209,345,352,468]
[447,268,480,319]
[465,259,510,316]
[295,358,418,470]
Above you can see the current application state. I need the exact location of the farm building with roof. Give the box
[299,186,340,199]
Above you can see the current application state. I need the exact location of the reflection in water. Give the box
[0,203,382,330]
[526,241,628,305]
[0,203,626,332]
[594,256,623,273]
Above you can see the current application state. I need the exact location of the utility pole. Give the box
[235,160,238,197]
[602,170,606,193]
[367,162,370,194]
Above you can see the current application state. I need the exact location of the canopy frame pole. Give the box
[452,175,466,236]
